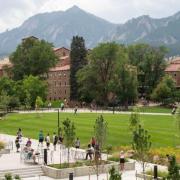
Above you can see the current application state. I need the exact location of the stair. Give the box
[0,165,44,179]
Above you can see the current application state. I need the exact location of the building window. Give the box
[65,90,66,94]
[63,52,66,56]
[59,82,61,86]
[64,73,66,77]
[65,82,66,85]
[174,73,176,77]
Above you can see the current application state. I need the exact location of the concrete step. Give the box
[0,166,44,179]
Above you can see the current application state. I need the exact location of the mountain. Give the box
[0,6,180,57]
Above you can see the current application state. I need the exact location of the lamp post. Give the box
[58,108,60,136]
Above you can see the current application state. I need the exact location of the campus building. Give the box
[0,44,71,101]
[47,47,70,101]
[165,57,180,87]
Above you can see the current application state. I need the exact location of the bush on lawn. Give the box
[0,141,5,151]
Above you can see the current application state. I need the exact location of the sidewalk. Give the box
[0,134,168,180]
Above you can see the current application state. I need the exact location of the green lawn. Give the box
[137,106,171,113]
[0,112,177,148]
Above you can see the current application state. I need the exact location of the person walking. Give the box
[26,138,32,147]
[17,128,22,142]
[74,104,78,115]
[38,130,44,146]
[91,137,96,148]
[119,151,125,171]
[45,133,51,150]
[75,137,80,149]
[15,136,20,152]
[53,132,58,151]
[85,144,94,160]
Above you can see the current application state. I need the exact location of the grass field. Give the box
[0,112,178,148]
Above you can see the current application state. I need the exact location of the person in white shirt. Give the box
[75,137,80,149]
[45,133,51,150]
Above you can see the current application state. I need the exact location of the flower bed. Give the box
[43,160,135,179]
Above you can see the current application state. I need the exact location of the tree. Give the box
[70,36,87,101]
[113,63,138,109]
[22,75,47,107]
[128,44,167,98]
[109,166,121,180]
[132,125,151,178]
[129,107,140,131]
[94,115,108,180]
[94,115,108,152]
[10,37,58,80]
[151,75,176,105]
[77,42,120,105]
[62,118,76,166]
[35,96,44,110]
[0,91,11,113]
[167,155,180,180]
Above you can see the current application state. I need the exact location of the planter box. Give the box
[0,149,10,154]
[42,161,135,179]
[136,173,164,180]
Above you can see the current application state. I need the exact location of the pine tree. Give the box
[70,36,87,101]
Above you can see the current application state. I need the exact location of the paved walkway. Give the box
[0,134,168,180]
[17,108,172,116]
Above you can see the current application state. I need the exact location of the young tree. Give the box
[10,37,58,80]
[129,107,140,131]
[62,118,76,166]
[151,75,176,105]
[70,36,87,101]
[94,115,108,152]
[132,125,151,178]
[109,166,122,180]
[35,96,44,110]
[94,115,108,180]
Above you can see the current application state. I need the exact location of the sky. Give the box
[0,0,180,33]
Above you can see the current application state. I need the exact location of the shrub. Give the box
[146,169,168,178]
[14,175,21,179]
[0,141,5,150]
[4,173,12,180]
[109,166,121,180]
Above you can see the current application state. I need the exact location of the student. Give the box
[38,130,44,146]
[119,151,125,171]
[85,144,94,160]
[74,104,78,115]
[26,138,32,147]
[94,144,101,161]
[45,133,50,150]
[15,136,20,152]
[53,132,58,151]
[59,133,63,144]
[17,128,22,142]
[75,137,80,149]
[91,137,96,148]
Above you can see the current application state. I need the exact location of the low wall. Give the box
[42,161,135,179]
[136,173,164,180]
[0,149,10,155]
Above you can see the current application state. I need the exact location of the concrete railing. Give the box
[42,161,135,179]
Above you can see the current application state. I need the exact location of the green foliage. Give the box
[4,173,12,180]
[109,166,121,180]
[35,96,44,109]
[114,63,138,109]
[10,37,58,80]
[167,156,180,179]
[132,125,151,173]
[0,141,5,150]
[151,75,176,105]
[14,175,21,180]
[0,91,11,111]
[94,115,108,151]
[22,75,47,107]
[129,107,140,131]
[128,44,167,98]
[77,42,120,105]
[63,118,76,165]
[70,36,87,101]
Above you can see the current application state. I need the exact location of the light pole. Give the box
[58,108,60,136]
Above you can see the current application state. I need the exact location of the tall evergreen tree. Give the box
[70,36,87,101]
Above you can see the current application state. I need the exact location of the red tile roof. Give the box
[49,65,70,72]
[165,58,180,72]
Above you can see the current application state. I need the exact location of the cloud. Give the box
[0,0,180,32]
